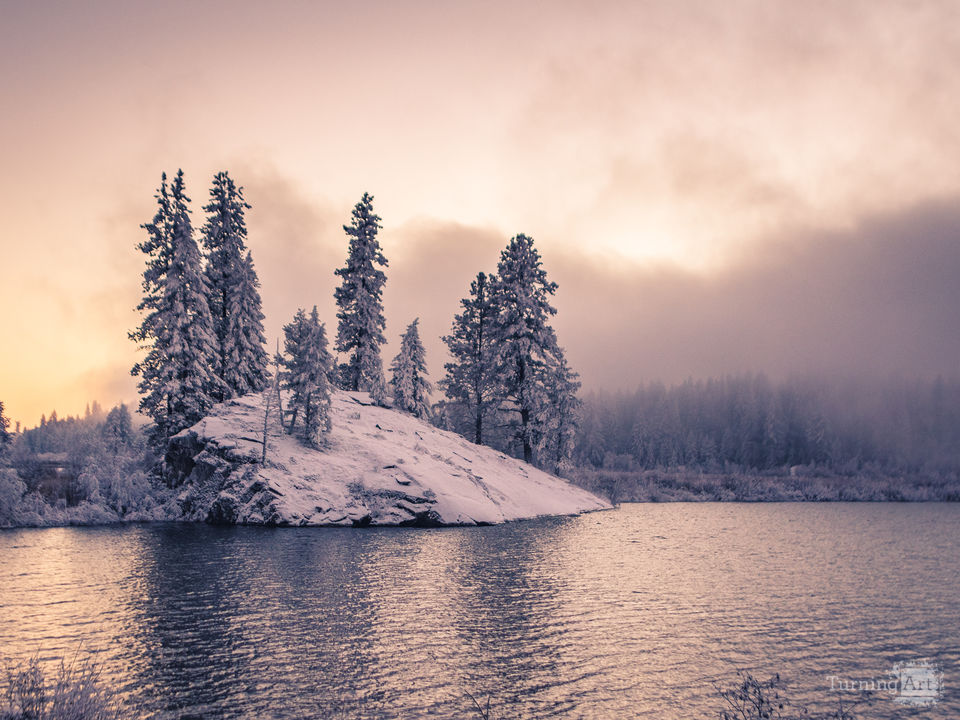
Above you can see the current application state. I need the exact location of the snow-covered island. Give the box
[168,390,611,527]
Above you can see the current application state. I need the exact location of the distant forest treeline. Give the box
[574,373,960,476]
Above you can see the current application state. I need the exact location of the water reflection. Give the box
[0,504,958,719]
[121,527,242,714]
[451,521,572,717]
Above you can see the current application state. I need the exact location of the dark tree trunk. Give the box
[219,287,229,401]
[518,356,532,463]
[521,407,532,464]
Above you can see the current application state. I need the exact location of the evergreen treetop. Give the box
[132,173,174,336]
[491,233,561,464]
[201,172,267,399]
[493,233,559,360]
[334,192,388,403]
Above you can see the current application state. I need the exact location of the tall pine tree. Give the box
[280,307,334,447]
[440,272,501,444]
[162,171,222,435]
[334,192,387,404]
[390,318,432,419]
[491,233,560,464]
[132,170,221,446]
[130,173,174,437]
[202,172,268,399]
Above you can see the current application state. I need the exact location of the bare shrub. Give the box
[2,653,122,720]
[716,671,856,720]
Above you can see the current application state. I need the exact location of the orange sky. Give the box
[2,0,960,426]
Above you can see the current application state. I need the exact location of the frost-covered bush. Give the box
[1,654,124,720]
[68,472,100,506]
[0,469,26,527]
[16,492,47,527]
[1,401,169,527]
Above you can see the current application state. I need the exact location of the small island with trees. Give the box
[0,169,603,527]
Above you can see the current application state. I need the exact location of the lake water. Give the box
[0,504,957,719]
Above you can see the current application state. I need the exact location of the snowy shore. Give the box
[168,390,611,526]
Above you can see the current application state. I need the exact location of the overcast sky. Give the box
[1,0,959,425]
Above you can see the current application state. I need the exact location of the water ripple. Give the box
[0,505,958,718]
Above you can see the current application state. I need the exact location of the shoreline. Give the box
[570,468,960,503]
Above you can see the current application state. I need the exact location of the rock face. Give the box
[167,391,611,526]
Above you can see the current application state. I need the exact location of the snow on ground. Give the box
[170,391,611,526]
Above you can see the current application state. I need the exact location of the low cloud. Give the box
[378,199,960,390]
[551,199,960,387]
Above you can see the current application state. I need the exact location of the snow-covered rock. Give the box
[167,391,611,526]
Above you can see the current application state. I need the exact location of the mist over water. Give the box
[1,505,958,719]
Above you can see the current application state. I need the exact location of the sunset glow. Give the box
[2,0,959,425]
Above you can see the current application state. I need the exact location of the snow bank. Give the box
[168,391,611,526]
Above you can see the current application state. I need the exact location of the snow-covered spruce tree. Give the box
[491,233,560,465]
[102,403,134,455]
[334,192,387,404]
[222,251,268,396]
[202,172,268,399]
[390,318,433,419]
[130,173,174,442]
[280,307,334,447]
[301,308,334,445]
[440,272,502,445]
[537,350,582,475]
[162,171,223,435]
[279,308,310,431]
[132,170,221,447]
